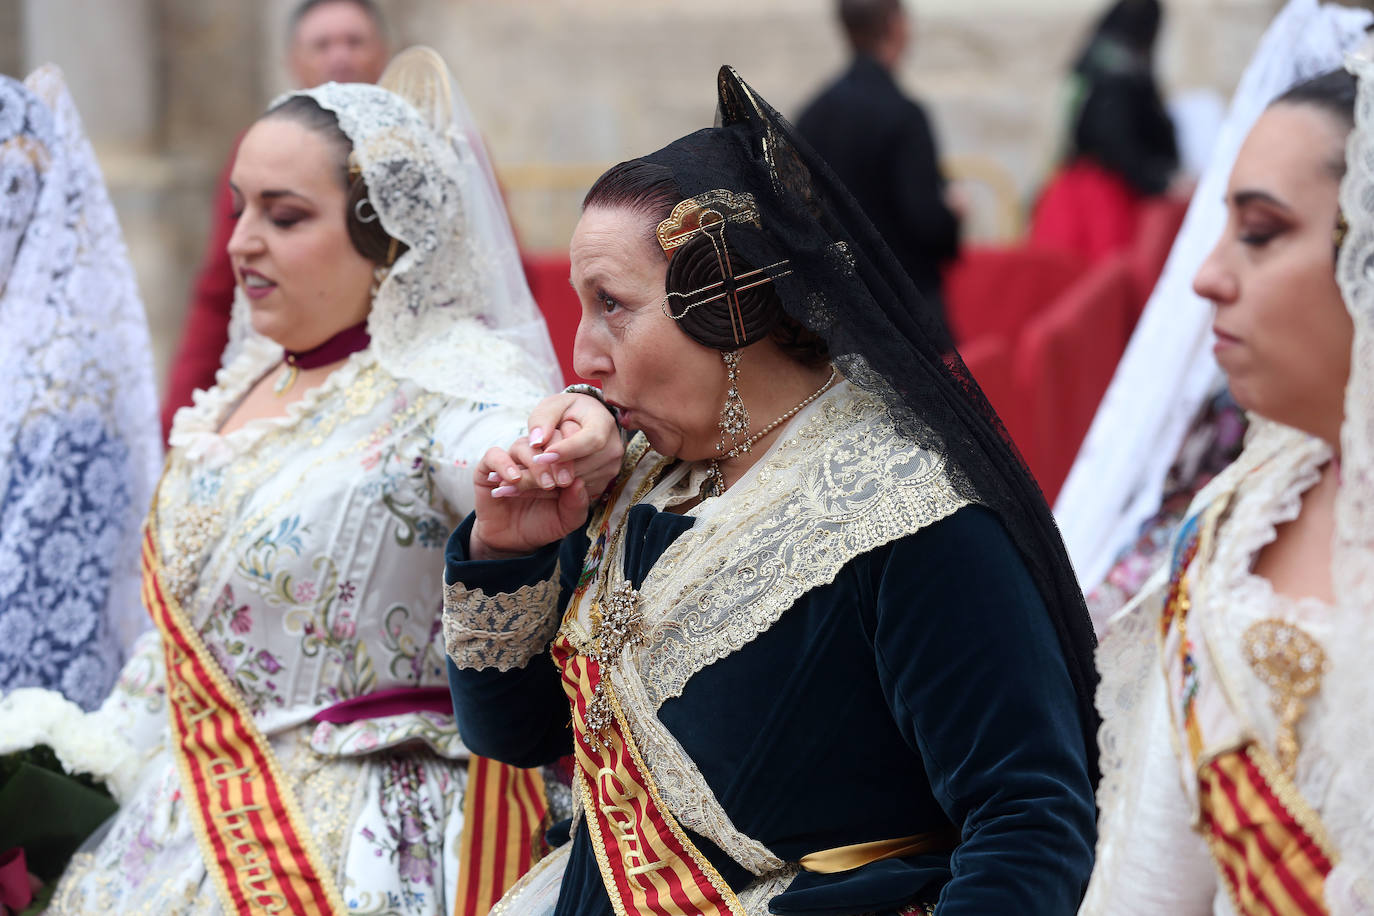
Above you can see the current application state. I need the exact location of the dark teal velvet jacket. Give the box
[445,503,1095,915]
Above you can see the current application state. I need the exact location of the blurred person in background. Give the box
[0,66,161,710]
[1032,0,1183,263]
[798,0,962,344]
[158,0,390,439]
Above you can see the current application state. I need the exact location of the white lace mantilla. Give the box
[599,382,969,877]
[267,80,560,407]
[1328,45,1374,912]
[0,66,161,707]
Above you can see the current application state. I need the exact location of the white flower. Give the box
[0,687,139,802]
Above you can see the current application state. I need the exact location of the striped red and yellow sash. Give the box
[1164,497,1336,915]
[553,635,746,916]
[455,754,549,916]
[140,527,347,916]
[1197,744,1334,916]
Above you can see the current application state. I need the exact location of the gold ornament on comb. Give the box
[657,190,791,346]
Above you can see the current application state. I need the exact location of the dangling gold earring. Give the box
[716,349,749,455]
[704,350,748,497]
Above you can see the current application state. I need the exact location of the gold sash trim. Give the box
[141,524,347,915]
[799,829,960,874]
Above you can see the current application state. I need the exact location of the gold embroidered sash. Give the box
[553,634,745,916]
[141,525,347,916]
[1162,499,1337,915]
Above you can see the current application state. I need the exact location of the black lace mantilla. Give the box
[640,67,1101,783]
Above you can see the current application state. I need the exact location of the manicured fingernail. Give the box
[532,452,561,465]
[505,466,521,481]
[540,473,555,489]
[556,468,573,486]
[529,427,545,447]
[487,471,501,483]
[492,486,517,497]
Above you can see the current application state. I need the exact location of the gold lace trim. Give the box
[636,389,970,708]
[443,574,561,671]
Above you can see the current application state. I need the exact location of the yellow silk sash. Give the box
[141,525,347,915]
[455,754,549,916]
[799,830,959,874]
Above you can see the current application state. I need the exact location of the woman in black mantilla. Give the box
[442,68,1098,916]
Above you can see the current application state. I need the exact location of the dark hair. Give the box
[289,0,386,37]
[1271,68,1358,179]
[261,95,407,266]
[1093,0,1161,54]
[837,0,904,56]
[584,160,830,367]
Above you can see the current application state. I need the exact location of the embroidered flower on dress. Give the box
[254,649,282,675]
[228,604,252,635]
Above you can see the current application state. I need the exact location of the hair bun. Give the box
[664,232,783,350]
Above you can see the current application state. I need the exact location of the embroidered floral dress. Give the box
[47,333,532,915]
[1083,422,1349,914]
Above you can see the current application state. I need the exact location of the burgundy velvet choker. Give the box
[287,320,372,368]
[273,321,371,396]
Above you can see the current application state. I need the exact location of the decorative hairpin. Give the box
[657,189,791,346]
[1335,210,1350,251]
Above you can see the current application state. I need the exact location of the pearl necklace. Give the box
[703,367,838,498]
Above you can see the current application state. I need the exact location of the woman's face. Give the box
[570,206,729,460]
[1194,103,1353,444]
[227,117,374,352]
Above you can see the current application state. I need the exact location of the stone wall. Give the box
[6,0,1309,392]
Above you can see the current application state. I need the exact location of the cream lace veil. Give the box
[0,66,162,698]
[259,47,561,404]
[1321,42,1374,913]
[1054,0,1372,595]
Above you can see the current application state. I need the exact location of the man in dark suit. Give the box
[798,0,962,337]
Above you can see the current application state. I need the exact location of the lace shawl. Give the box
[1325,45,1374,913]
[1085,422,1351,913]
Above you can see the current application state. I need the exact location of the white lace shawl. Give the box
[1055,0,1373,596]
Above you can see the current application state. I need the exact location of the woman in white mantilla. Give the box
[22,49,620,916]
[1054,0,1372,628]
[1082,56,1374,914]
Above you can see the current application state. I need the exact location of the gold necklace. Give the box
[703,368,838,498]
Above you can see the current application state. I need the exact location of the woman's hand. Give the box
[471,441,591,560]
[468,393,623,560]
[524,392,622,500]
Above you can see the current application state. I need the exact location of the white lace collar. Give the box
[167,333,378,467]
